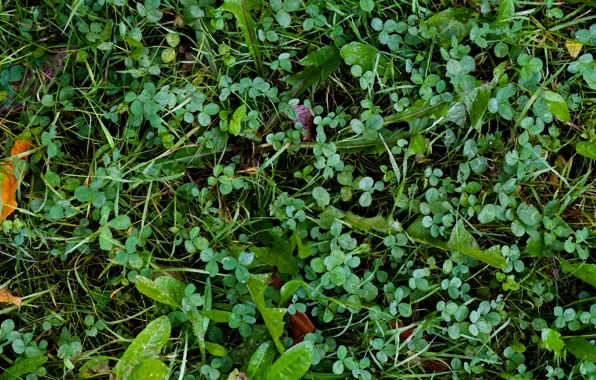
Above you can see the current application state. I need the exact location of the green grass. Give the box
[2,0,596,379]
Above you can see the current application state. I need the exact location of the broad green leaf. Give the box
[541,328,564,356]
[247,342,275,380]
[336,128,410,154]
[247,274,287,353]
[250,246,299,274]
[544,91,571,122]
[343,212,400,234]
[77,357,111,378]
[200,310,233,323]
[135,275,185,309]
[340,42,387,73]
[279,279,307,307]
[426,8,475,44]
[285,45,341,97]
[576,141,596,160]
[265,341,314,380]
[293,233,312,259]
[566,337,596,362]
[409,134,426,154]
[495,0,515,23]
[230,105,246,136]
[560,258,596,287]
[322,207,400,234]
[0,355,48,380]
[186,303,209,363]
[128,359,168,380]
[406,217,506,268]
[253,228,299,274]
[465,85,491,131]
[205,341,228,357]
[113,316,171,380]
[523,234,544,257]
[218,0,263,76]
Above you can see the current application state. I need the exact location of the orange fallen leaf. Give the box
[288,311,315,344]
[566,41,583,59]
[0,139,31,222]
[0,287,22,306]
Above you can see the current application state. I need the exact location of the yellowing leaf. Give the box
[566,41,583,59]
[1,140,32,222]
[0,287,22,306]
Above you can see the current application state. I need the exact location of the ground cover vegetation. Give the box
[1,0,596,378]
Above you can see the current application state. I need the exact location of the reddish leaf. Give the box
[288,311,315,344]
[291,105,313,141]
[270,268,284,290]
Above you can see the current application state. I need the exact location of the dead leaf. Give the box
[0,139,32,222]
[421,358,449,373]
[173,14,185,27]
[288,311,315,344]
[566,41,583,59]
[0,287,22,306]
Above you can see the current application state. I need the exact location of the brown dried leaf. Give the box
[288,311,315,344]
[421,358,449,373]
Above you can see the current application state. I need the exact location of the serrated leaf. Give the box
[265,341,313,380]
[219,0,263,76]
[128,359,168,379]
[560,258,596,287]
[344,211,400,234]
[541,328,564,356]
[247,342,274,380]
[576,141,596,160]
[340,42,387,73]
[566,337,596,362]
[135,275,185,309]
[113,316,171,380]
[250,246,299,274]
[426,8,475,44]
[253,227,299,274]
[284,45,340,97]
[0,355,48,380]
[406,217,506,268]
[246,274,287,353]
[495,0,515,23]
[465,85,491,131]
[77,357,111,378]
